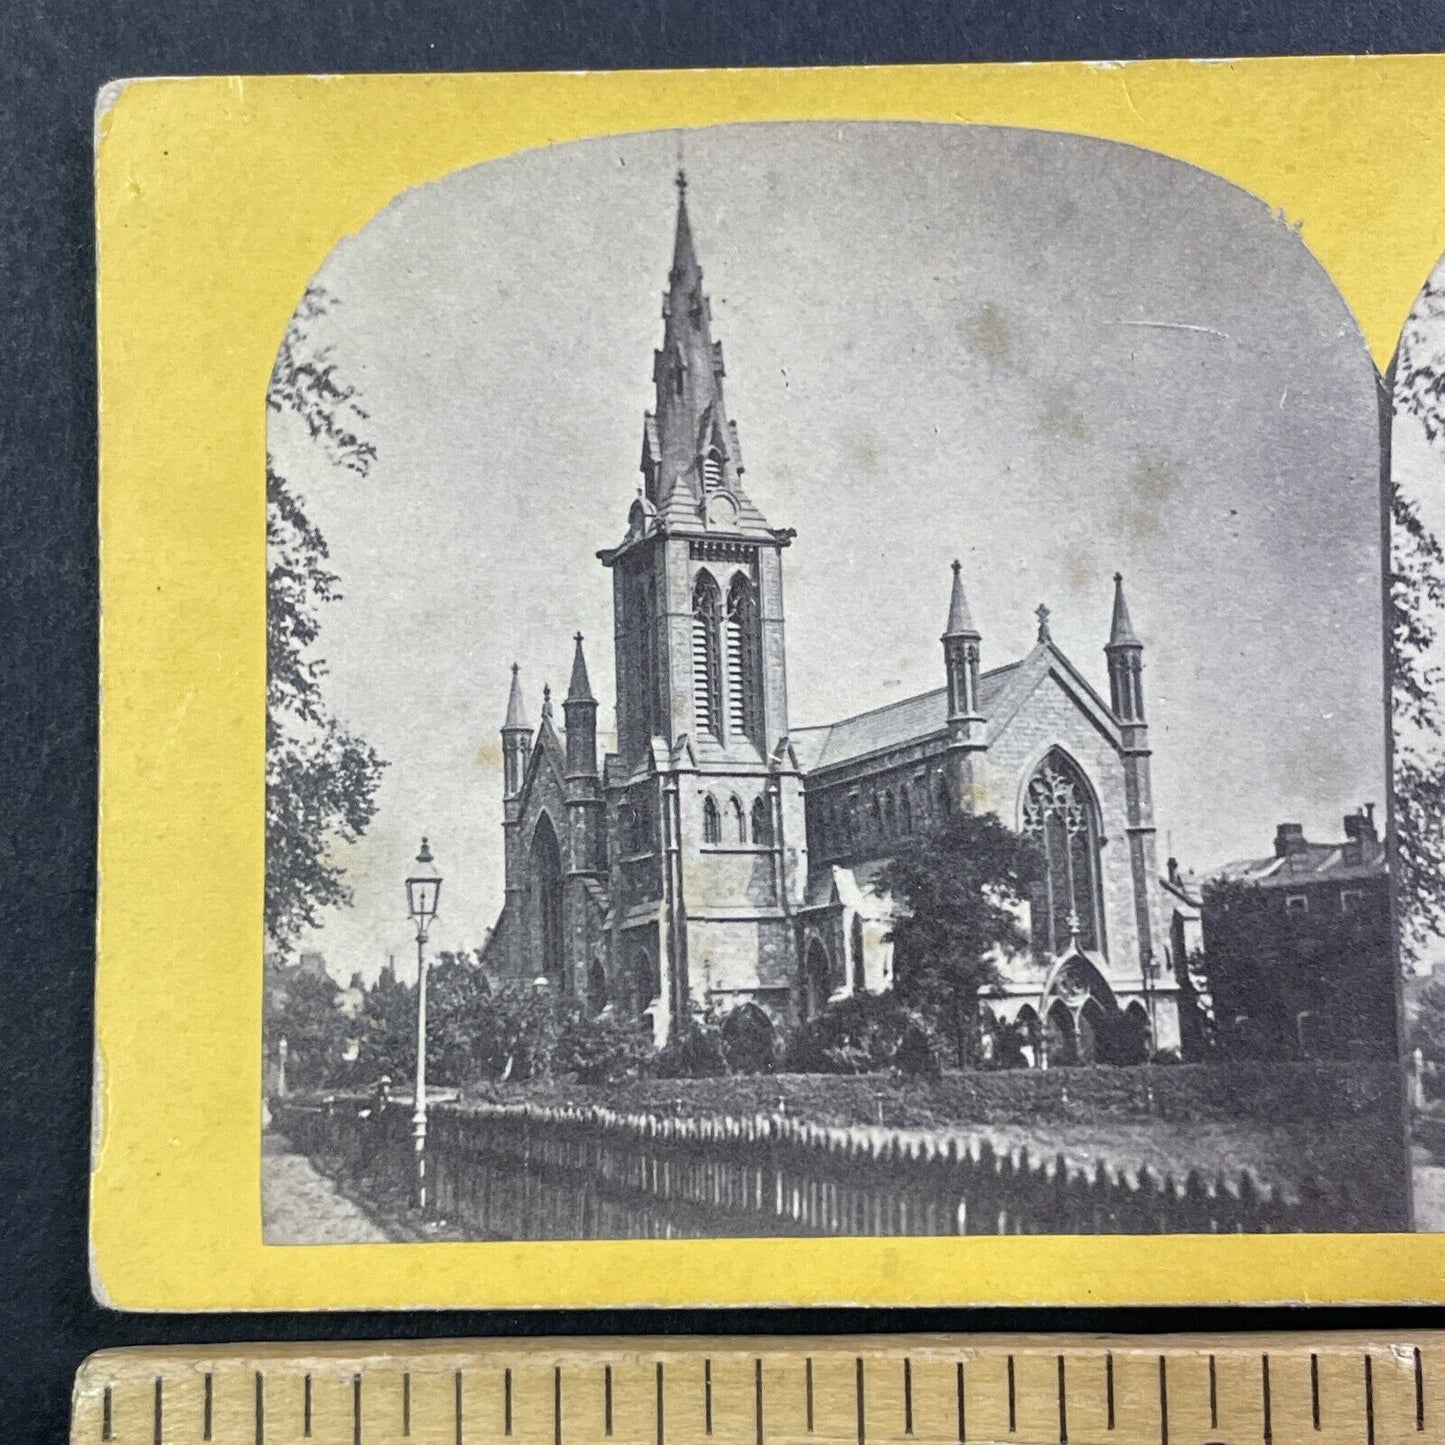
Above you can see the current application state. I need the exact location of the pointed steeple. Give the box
[566,631,595,702]
[1108,571,1140,647]
[941,560,984,735]
[635,172,771,535]
[541,684,554,724]
[942,558,978,639]
[502,661,528,730]
[500,662,533,800]
[563,633,599,781]
[670,169,701,290]
[1105,572,1146,723]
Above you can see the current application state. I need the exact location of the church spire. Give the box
[1108,570,1140,647]
[564,632,599,781]
[566,630,595,703]
[502,660,528,730]
[941,560,984,738]
[643,172,758,527]
[942,557,977,638]
[1106,572,1146,722]
[500,662,532,799]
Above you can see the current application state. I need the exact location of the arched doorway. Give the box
[530,815,564,987]
[1044,999,1078,1065]
[629,948,658,1025]
[722,1003,777,1074]
[587,957,608,1016]
[803,938,831,1019]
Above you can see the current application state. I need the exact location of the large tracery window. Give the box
[725,573,763,746]
[1021,750,1104,958]
[691,572,724,739]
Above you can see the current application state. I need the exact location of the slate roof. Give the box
[1212,840,1386,889]
[792,662,1020,772]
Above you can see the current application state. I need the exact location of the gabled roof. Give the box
[792,663,1020,772]
[1211,839,1386,888]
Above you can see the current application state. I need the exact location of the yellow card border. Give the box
[95,57,1445,1310]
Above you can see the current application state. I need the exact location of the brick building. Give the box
[479,174,1179,1062]
[1198,808,1394,1059]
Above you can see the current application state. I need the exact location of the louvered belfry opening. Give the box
[725,571,762,746]
[691,571,724,739]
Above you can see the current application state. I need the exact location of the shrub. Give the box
[784,993,940,1075]
[553,1008,652,1085]
[652,1013,729,1078]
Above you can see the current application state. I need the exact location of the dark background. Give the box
[7,2,1445,1441]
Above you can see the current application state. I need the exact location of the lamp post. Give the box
[405,837,442,1212]
[1142,950,1160,1060]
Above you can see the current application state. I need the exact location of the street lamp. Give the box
[405,837,442,1211]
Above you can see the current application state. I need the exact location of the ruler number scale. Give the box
[73,1335,1442,1445]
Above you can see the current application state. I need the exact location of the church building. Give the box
[479,174,1181,1066]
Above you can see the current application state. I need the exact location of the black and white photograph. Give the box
[261,122,1417,1241]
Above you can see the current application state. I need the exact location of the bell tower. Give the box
[597,173,806,1043]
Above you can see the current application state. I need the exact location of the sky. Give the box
[269,122,1388,986]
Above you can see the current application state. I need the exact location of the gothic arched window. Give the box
[851,915,866,993]
[702,794,721,845]
[530,814,564,988]
[691,571,723,739]
[729,795,747,843]
[900,786,913,836]
[725,573,762,746]
[1021,749,1105,958]
[882,791,896,836]
[751,795,772,846]
[638,575,657,739]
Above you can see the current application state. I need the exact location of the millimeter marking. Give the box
[1157,1356,1168,1445]
[1415,1348,1425,1432]
[554,1365,563,1445]
[606,1364,615,1437]
[1057,1355,1068,1445]
[454,1370,463,1445]
[904,1357,914,1436]
[656,1362,665,1445]
[203,1374,213,1442]
[805,1358,814,1435]
[956,1361,966,1444]
[1007,1355,1017,1434]
[152,1376,161,1445]
[1311,1355,1321,1431]
[1208,1355,1218,1431]
[402,1372,411,1438]
[1263,1355,1274,1445]
[1106,1352,1115,1431]
[303,1375,312,1439]
[1366,1355,1377,1445]
[855,1357,866,1445]
[754,1358,764,1445]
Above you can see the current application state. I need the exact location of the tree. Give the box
[877,810,1038,1067]
[262,961,349,1091]
[266,285,388,955]
[352,963,416,1085]
[1393,271,1445,961]
[1412,973,1445,1064]
[426,950,494,1086]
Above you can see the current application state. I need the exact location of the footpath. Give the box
[261,1130,393,1244]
